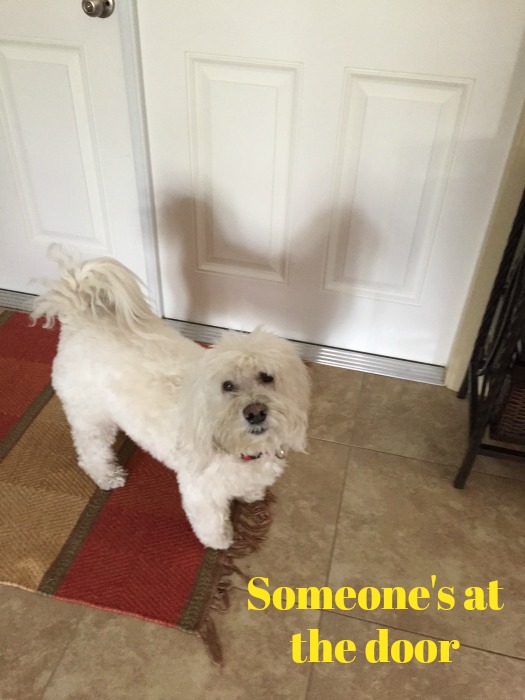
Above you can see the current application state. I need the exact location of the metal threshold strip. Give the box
[167,320,445,385]
[1,289,445,385]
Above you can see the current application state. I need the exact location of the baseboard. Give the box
[0,289,35,313]
[0,288,445,385]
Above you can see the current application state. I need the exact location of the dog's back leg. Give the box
[61,402,126,490]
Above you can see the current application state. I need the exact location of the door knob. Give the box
[82,0,115,18]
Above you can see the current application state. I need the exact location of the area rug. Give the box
[0,309,274,665]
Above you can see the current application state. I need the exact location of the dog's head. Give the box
[181,328,310,459]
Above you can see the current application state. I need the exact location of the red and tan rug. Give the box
[0,310,274,664]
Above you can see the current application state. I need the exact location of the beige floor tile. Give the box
[351,374,468,465]
[307,363,363,444]
[0,586,83,700]
[232,438,350,591]
[474,454,525,481]
[328,447,525,658]
[41,588,319,700]
[3,351,524,699]
[305,612,525,700]
[40,606,209,700]
[207,588,319,700]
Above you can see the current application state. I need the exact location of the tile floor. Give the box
[1,359,525,699]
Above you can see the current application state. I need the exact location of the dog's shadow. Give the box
[160,195,380,346]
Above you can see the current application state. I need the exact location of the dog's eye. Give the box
[258,372,274,384]
[222,380,236,393]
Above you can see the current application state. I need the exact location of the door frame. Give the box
[445,101,525,391]
[115,0,162,314]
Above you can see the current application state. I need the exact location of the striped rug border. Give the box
[38,438,137,595]
[177,548,222,632]
[0,309,14,327]
[0,309,54,460]
[0,384,55,461]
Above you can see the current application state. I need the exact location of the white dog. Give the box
[31,255,310,549]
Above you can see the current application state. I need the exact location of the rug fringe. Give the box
[198,616,223,666]
[196,489,275,665]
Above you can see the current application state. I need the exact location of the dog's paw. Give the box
[95,468,127,491]
[204,522,234,550]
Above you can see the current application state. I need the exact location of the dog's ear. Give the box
[175,357,215,453]
[293,360,310,452]
[277,356,310,453]
[177,350,238,454]
[284,402,309,453]
[275,350,311,413]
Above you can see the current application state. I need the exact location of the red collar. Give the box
[241,453,262,461]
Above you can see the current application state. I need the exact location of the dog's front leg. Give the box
[179,483,233,550]
[240,487,266,504]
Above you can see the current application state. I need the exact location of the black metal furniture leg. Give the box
[452,188,525,487]
[457,370,469,400]
[454,427,485,489]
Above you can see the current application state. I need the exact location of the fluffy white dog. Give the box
[31,255,310,549]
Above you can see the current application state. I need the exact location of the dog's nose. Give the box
[243,402,268,425]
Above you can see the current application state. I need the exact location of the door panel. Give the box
[187,54,300,284]
[1,40,110,250]
[139,0,525,364]
[0,1,148,293]
[324,70,471,304]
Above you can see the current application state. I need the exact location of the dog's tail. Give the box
[31,248,157,335]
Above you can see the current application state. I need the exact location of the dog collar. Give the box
[241,453,262,461]
[240,448,286,461]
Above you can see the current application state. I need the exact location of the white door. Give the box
[0,1,152,297]
[139,0,525,365]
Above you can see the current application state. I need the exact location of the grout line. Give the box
[306,437,525,484]
[229,441,354,599]
[346,444,458,471]
[301,604,323,700]
[319,446,353,589]
[36,604,87,699]
[303,444,353,700]
[162,580,525,666]
[320,609,525,662]
[307,436,460,469]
